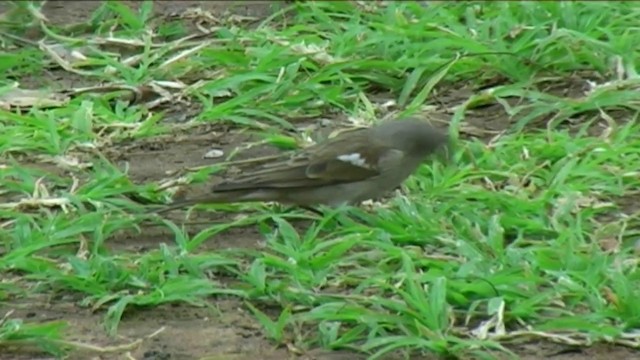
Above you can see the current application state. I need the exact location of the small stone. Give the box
[319,118,332,127]
[203,149,224,159]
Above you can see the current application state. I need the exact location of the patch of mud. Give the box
[40,1,285,28]
[6,295,639,360]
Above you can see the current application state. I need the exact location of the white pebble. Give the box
[203,149,224,159]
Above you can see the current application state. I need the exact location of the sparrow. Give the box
[153,118,448,213]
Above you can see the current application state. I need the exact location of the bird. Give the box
[152,118,449,214]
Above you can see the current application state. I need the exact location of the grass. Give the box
[1,1,640,359]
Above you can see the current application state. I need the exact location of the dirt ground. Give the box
[4,1,640,359]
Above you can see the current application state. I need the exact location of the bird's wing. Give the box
[212,157,316,190]
[213,129,404,191]
[305,144,400,181]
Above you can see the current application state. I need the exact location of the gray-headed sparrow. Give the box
[154,118,448,213]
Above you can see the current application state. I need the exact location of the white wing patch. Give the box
[337,153,370,168]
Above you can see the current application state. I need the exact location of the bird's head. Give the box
[373,118,449,157]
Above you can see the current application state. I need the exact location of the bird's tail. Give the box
[148,190,267,214]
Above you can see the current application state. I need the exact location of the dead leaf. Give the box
[0,86,69,108]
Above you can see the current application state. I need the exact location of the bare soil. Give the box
[3,1,639,359]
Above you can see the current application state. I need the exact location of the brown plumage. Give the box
[153,118,448,213]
